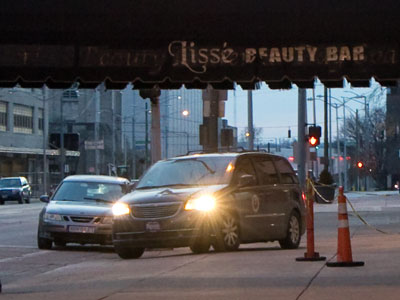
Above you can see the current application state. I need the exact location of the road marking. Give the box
[0,249,49,263]
[0,244,37,249]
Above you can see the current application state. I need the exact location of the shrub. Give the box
[318,169,334,185]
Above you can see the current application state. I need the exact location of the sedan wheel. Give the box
[279,211,301,249]
[37,237,53,250]
[213,212,240,252]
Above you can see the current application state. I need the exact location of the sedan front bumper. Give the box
[39,221,113,245]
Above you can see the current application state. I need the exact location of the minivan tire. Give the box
[115,245,145,259]
[279,211,301,249]
[212,211,240,252]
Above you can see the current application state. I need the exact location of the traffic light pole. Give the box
[323,87,329,171]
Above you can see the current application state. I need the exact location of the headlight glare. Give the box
[44,213,63,222]
[102,216,113,224]
[184,195,216,211]
[112,202,130,216]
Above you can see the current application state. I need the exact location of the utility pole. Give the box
[297,88,307,189]
[247,90,254,150]
[323,86,329,171]
[356,109,360,191]
[139,88,161,167]
[335,104,342,187]
[343,102,348,191]
[111,92,116,168]
[328,88,333,173]
[131,105,136,179]
[60,93,65,180]
[312,87,319,178]
[150,96,161,165]
[94,88,100,175]
[201,87,227,152]
[42,87,48,194]
[145,102,149,168]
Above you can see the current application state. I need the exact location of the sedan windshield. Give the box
[52,182,127,202]
[137,157,234,189]
[0,179,21,188]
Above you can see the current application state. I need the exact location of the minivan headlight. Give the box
[44,213,63,222]
[184,195,216,211]
[112,202,130,216]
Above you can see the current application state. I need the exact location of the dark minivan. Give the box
[112,152,306,259]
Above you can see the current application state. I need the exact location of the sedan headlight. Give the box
[184,195,216,211]
[112,202,130,216]
[44,213,63,222]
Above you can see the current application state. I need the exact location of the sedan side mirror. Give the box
[238,175,256,187]
[39,195,50,203]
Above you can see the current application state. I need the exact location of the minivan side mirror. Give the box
[39,195,50,203]
[238,174,256,187]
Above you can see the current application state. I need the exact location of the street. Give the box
[1,193,400,300]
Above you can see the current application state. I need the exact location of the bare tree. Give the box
[344,104,386,188]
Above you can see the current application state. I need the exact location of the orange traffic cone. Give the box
[326,186,364,267]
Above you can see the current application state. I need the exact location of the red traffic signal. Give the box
[308,126,321,147]
[309,136,319,146]
[357,161,364,168]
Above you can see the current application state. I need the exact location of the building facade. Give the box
[0,88,47,195]
[385,85,400,188]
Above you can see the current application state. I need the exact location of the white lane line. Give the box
[0,245,37,249]
[0,249,49,263]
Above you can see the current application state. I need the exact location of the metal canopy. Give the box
[1,0,400,89]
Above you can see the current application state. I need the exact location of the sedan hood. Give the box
[45,200,113,216]
[120,184,229,205]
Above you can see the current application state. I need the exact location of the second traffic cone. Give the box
[326,186,364,267]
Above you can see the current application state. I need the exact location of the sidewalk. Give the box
[314,190,400,213]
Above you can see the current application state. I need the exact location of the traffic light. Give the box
[357,161,364,168]
[221,128,234,147]
[308,126,321,147]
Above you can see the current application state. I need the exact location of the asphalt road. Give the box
[0,196,400,300]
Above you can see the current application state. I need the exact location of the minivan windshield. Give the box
[52,181,127,202]
[136,157,234,189]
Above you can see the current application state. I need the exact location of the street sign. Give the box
[84,140,104,150]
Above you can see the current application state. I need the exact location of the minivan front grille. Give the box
[131,202,181,219]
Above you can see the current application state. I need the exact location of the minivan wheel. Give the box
[115,246,145,259]
[279,211,301,249]
[213,212,240,252]
[38,237,53,250]
[54,240,66,247]
[190,233,210,254]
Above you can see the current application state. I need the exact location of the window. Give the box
[233,157,257,185]
[253,156,279,185]
[13,104,33,134]
[38,108,44,135]
[0,102,7,132]
[274,157,297,184]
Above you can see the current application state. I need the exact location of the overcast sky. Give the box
[224,80,386,143]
